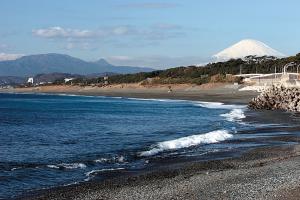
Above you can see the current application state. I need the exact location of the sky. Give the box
[0,0,300,69]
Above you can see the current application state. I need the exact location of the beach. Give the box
[4,84,300,200]
[19,143,300,200]
[2,83,258,104]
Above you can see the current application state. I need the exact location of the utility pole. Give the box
[239,65,242,75]
[275,66,277,79]
[297,64,300,80]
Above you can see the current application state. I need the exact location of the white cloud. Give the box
[0,53,24,61]
[33,24,184,40]
[107,55,211,69]
[33,26,97,38]
[32,26,135,39]
[152,23,182,30]
[33,25,187,50]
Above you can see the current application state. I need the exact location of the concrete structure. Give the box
[64,78,74,83]
[238,62,300,88]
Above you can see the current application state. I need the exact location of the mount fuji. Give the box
[213,39,285,62]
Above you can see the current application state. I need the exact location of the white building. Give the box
[103,76,109,85]
[27,77,34,84]
[64,78,74,83]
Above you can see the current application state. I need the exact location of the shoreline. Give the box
[7,84,300,199]
[17,142,300,200]
[0,83,259,104]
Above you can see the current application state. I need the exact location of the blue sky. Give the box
[0,0,300,68]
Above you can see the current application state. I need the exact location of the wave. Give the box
[94,155,126,163]
[85,167,125,177]
[47,163,86,170]
[194,101,247,123]
[84,168,125,181]
[140,130,233,157]
[195,101,246,110]
[220,109,246,122]
[127,97,187,103]
[10,167,22,171]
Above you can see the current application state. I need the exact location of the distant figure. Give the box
[168,86,173,93]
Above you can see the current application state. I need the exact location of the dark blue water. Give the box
[0,93,297,199]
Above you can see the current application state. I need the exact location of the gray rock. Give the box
[249,86,300,112]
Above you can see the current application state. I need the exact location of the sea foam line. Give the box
[47,163,87,169]
[194,101,247,122]
[140,130,233,157]
[195,101,246,110]
[127,97,187,103]
[85,167,125,177]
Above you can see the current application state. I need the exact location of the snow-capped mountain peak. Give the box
[213,39,285,62]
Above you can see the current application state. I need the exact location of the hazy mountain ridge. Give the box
[0,53,154,77]
[0,76,26,86]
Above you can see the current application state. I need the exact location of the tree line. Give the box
[64,53,300,86]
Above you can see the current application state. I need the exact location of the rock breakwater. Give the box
[249,86,300,112]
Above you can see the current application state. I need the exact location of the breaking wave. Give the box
[140,130,233,157]
[220,109,246,122]
[47,163,86,170]
[195,101,246,110]
[94,155,126,164]
[85,168,125,177]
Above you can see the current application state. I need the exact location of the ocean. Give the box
[0,93,298,199]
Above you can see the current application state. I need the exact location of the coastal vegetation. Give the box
[67,53,300,86]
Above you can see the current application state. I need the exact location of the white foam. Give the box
[94,155,126,163]
[10,167,22,171]
[60,163,87,169]
[140,130,233,157]
[127,97,186,103]
[220,109,246,122]
[195,101,246,110]
[46,165,60,169]
[94,158,109,163]
[47,163,86,169]
[85,168,125,177]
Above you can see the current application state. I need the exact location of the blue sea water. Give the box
[0,93,297,199]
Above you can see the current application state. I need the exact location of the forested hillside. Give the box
[69,53,300,86]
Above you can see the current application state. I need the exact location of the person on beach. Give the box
[168,86,173,93]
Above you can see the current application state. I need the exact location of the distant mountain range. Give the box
[33,72,118,84]
[0,53,154,77]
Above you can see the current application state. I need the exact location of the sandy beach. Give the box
[2,83,258,104]
[3,83,298,200]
